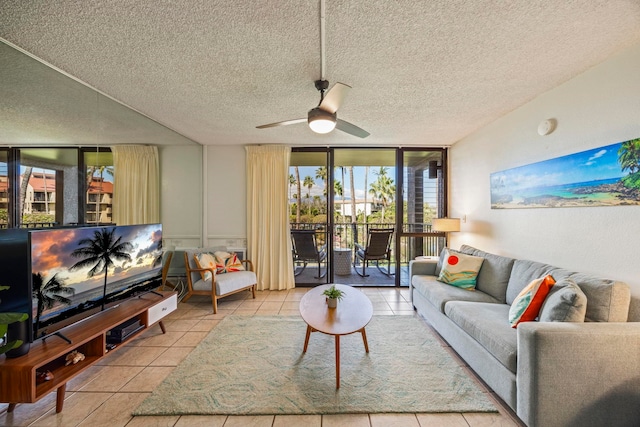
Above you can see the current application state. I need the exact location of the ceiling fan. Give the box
[256,1,369,138]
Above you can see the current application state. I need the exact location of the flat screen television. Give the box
[20,223,163,342]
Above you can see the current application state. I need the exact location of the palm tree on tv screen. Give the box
[70,228,133,310]
[32,272,74,334]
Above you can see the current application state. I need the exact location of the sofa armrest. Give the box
[409,260,438,303]
[409,259,437,276]
[517,321,640,427]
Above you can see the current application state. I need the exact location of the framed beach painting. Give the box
[490,138,640,209]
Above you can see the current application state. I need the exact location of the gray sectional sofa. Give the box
[409,245,640,427]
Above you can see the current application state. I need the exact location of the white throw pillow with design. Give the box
[193,252,217,281]
[437,248,484,290]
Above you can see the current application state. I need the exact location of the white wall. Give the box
[159,144,247,253]
[449,43,640,291]
[204,145,247,250]
[159,144,203,249]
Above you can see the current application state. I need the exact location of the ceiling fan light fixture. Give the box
[307,107,337,134]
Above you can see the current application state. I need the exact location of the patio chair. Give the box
[353,228,394,277]
[291,229,327,278]
[183,249,256,313]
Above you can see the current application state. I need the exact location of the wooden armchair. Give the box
[183,249,256,313]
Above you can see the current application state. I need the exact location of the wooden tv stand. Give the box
[0,291,177,414]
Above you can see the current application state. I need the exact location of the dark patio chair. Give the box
[291,230,327,278]
[353,228,394,277]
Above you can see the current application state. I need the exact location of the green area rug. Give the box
[134,315,496,415]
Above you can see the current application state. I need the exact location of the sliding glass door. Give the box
[289,150,330,286]
[290,147,447,287]
[397,149,446,286]
[333,148,396,286]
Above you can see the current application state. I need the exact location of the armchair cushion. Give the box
[215,270,257,295]
[214,251,245,273]
[193,252,217,281]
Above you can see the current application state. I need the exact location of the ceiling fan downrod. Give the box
[315,79,329,102]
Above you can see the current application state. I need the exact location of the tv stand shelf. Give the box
[0,291,177,414]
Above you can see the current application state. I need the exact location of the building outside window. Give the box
[0,147,114,229]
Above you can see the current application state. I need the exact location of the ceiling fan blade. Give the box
[336,119,370,138]
[256,118,306,129]
[319,82,351,114]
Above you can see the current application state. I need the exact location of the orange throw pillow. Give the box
[508,275,556,328]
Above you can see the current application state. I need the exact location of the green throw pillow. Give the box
[437,248,484,290]
[538,278,587,322]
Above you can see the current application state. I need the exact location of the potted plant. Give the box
[0,285,29,356]
[322,285,345,308]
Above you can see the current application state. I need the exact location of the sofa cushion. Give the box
[460,245,515,304]
[628,288,640,322]
[509,275,556,327]
[507,259,630,322]
[412,275,500,313]
[539,278,587,322]
[445,301,517,373]
[568,272,630,322]
[437,248,484,290]
[506,260,570,305]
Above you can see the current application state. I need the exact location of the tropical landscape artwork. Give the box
[491,138,640,209]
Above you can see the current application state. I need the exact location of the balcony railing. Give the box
[290,222,443,266]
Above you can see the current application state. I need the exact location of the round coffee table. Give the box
[299,284,373,388]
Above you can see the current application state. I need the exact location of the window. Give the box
[83,149,114,225]
[19,166,57,227]
[0,150,8,228]
[0,147,114,229]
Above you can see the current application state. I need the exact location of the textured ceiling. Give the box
[1,0,640,147]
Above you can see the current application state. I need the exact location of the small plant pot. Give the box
[327,297,338,308]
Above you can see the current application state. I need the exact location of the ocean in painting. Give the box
[491,177,636,208]
[490,141,640,209]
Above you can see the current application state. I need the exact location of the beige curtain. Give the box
[246,145,295,290]
[111,145,160,225]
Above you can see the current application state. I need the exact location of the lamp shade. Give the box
[432,218,461,232]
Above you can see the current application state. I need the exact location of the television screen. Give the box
[30,223,163,340]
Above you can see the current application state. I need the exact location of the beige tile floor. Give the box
[0,287,525,427]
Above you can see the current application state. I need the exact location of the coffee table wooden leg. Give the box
[56,384,66,413]
[335,334,340,388]
[360,327,369,353]
[7,403,16,412]
[303,325,312,353]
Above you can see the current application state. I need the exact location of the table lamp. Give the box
[432,218,461,250]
